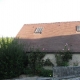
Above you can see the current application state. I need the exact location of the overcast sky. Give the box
[0,0,80,37]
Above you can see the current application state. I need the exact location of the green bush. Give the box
[43,58,54,66]
[0,37,28,79]
[37,68,53,77]
[27,50,45,75]
[55,43,72,66]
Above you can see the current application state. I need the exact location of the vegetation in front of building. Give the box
[0,38,72,79]
[55,43,72,66]
[0,37,28,79]
[43,58,54,66]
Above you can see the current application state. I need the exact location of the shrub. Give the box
[43,58,54,66]
[55,43,72,66]
[0,37,28,79]
[37,68,53,77]
[26,49,45,75]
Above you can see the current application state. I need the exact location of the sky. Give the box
[0,0,80,37]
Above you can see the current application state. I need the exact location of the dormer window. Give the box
[76,26,80,32]
[34,27,43,34]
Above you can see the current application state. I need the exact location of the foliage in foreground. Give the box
[26,49,45,75]
[0,37,28,79]
[0,37,74,79]
[37,68,53,77]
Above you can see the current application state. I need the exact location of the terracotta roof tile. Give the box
[16,21,80,52]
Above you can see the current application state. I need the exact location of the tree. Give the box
[0,37,28,79]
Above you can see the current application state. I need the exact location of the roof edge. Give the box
[24,21,80,25]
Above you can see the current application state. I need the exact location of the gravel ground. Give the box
[4,77,53,80]
[4,76,80,80]
[4,75,53,80]
[4,77,38,80]
[13,77,38,80]
[4,76,53,80]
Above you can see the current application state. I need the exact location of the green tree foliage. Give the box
[0,37,28,79]
[26,49,45,75]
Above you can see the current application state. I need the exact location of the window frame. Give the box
[76,26,80,32]
[34,27,43,34]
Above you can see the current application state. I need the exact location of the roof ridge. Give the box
[24,21,80,25]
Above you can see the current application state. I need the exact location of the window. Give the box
[34,27,43,34]
[76,26,80,32]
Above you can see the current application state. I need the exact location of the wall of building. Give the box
[43,54,80,70]
[69,54,80,66]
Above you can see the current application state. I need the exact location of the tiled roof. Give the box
[16,21,80,52]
